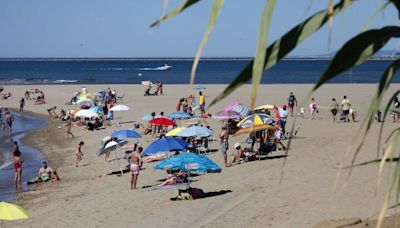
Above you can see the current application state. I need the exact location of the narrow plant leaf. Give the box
[209,0,354,107]
[340,157,400,169]
[377,131,400,228]
[361,2,389,32]
[313,26,400,91]
[150,0,201,27]
[250,0,276,110]
[328,0,334,49]
[189,0,224,85]
[390,0,400,18]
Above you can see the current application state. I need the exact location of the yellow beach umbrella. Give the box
[234,125,276,136]
[0,202,29,221]
[165,127,186,137]
[254,104,274,111]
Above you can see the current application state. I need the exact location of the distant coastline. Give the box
[0,57,398,62]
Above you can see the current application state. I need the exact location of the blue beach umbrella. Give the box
[142,114,160,121]
[89,106,103,115]
[142,137,189,156]
[168,111,192,119]
[153,153,221,173]
[174,126,214,137]
[111,129,141,139]
[193,85,206,90]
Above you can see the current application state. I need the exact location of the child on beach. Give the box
[65,116,75,139]
[309,98,318,119]
[75,141,84,167]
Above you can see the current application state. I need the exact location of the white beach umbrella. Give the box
[110,105,130,111]
[74,110,99,118]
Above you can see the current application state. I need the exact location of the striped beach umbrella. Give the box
[224,102,249,117]
[237,113,275,128]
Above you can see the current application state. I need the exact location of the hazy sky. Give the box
[0,0,398,58]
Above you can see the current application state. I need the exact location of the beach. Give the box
[0,83,399,228]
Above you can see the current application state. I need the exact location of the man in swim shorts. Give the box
[126,147,143,189]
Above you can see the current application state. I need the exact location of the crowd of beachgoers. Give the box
[0,82,399,199]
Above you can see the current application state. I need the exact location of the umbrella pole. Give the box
[114,150,123,175]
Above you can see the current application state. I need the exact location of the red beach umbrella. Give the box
[149,117,175,126]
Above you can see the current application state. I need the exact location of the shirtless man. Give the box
[5,110,14,135]
[219,125,229,166]
[65,116,75,139]
[126,147,143,189]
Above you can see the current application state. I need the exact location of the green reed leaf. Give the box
[209,0,354,107]
[250,0,276,110]
[189,0,223,85]
[150,0,201,27]
[313,26,400,91]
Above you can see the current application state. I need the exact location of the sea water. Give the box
[0,59,398,85]
[0,112,46,201]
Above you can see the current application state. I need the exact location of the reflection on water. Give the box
[0,111,46,201]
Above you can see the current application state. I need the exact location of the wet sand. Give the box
[0,84,399,227]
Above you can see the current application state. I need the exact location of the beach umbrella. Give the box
[97,139,128,175]
[192,85,206,90]
[165,127,187,137]
[174,126,214,137]
[237,113,275,128]
[180,118,208,126]
[212,110,241,119]
[168,111,192,119]
[224,102,250,117]
[234,125,276,136]
[110,104,130,111]
[154,153,221,174]
[89,106,103,115]
[111,129,141,139]
[142,137,188,156]
[142,114,160,121]
[254,104,274,111]
[149,117,175,126]
[74,110,98,118]
[0,202,29,221]
[76,100,94,107]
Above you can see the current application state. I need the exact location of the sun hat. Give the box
[234,142,241,149]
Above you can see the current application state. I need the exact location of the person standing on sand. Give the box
[309,98,318,119]
[19,97,25,112]
[65,116,75,139]
[199,91,205,115]
[219,125,229,166]
[75,141,84,167]
[287,92,297,117]
[13,148,22,192]
[330,98,339,122]
[341,95,351,122]
[5,110,14,135]
[126,147,143,189]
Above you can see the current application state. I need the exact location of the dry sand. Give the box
[0,84,399,228]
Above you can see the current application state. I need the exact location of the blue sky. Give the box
[0,0,399,58]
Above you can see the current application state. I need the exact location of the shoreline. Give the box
[0,84,399,227]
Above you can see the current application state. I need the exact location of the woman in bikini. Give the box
[13,149,22,192]
[65,116,75,139]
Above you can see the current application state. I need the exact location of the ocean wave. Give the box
[52,80,78,84]
[91,68,130,71]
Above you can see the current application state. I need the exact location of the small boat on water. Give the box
[139,64,172,71]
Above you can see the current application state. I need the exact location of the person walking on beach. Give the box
[13,148,22,192]
[330,98,339,122]
[219,125,229,166]
[126,147,143,190]
[199,91,205,115]
[287,92,297,117]
[392,96,400,122]
[75,141,84,167]
[19,97,25,112]
[309,98,318,119]
[65,116,75,139]
[5,110,14,135]
[341,96,351,122]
